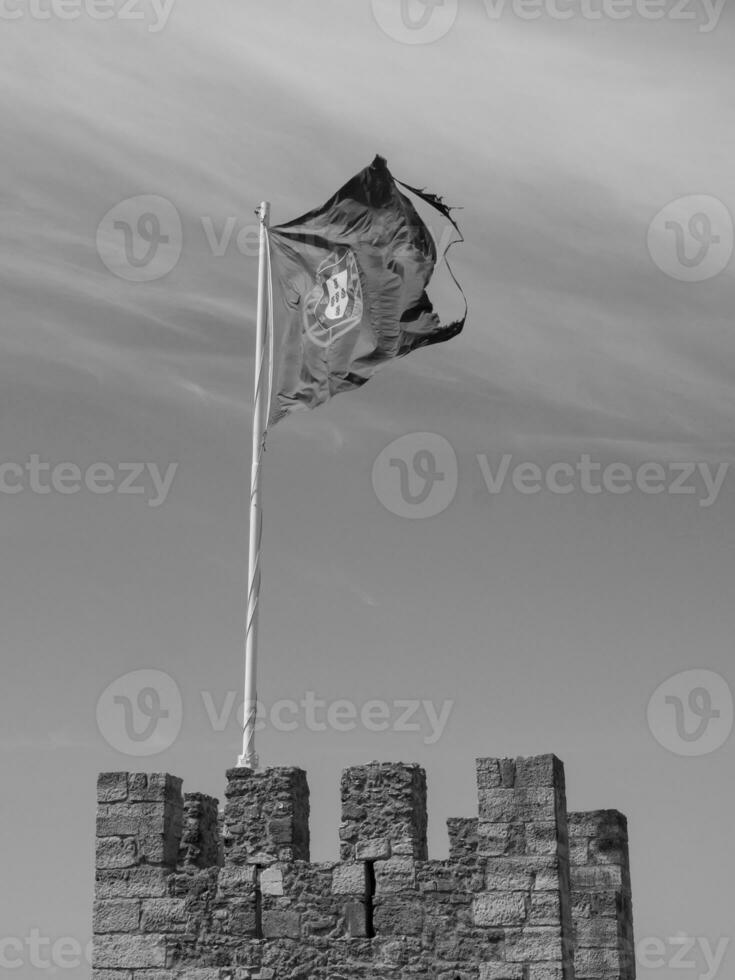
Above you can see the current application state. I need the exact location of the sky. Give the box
[1,0,734,977]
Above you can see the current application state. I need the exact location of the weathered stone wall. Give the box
[568,811,635,980]
[92,756,636,980]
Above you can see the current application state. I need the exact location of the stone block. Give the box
[332,862,367,896]
[515,756,563,789]
[129,773,183,804]
[169,972,221,980]
[505,927,564,963]
[93,898,140,933]
[178,793,221,869]
[374,857,417,894]
[575,947,622,976]
[479,964,525,980]
[97,802,167,837]
[140,899,188,933]
[476,758,517,790]
[480,788,557,823]
[527,889,562,925]
[473,891,528,927]
[575,917,620,948]
[477,821,520,856]
[570,866,623,892]
[93,934,167,970]
[260,867,284,896]
[529,965,565,980]
[355,837,391,861]
[447,817,479,861]
[95,868,170,900]
[484,857,546,892]
[261,910,301,939]
[526,823,560,856]
[227,896,259,936]
[373,895,424,936]
[344,899,369,938]
[217,865,257,896]
[97,837,138,870]
[98,773,129,803]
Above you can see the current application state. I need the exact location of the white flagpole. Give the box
[237,200,270,769]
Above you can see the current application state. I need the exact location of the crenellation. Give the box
[223,767,310,866]
[179,793,221,870]
[568,810,635,980]
[96,771,184,880]
[447,815,480,864]
[339,762,428,861]
[92,757,636,980]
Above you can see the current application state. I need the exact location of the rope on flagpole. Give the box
[264,225,275,421]
[237,201,271,770]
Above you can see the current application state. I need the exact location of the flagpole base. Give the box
[236,750,259,770]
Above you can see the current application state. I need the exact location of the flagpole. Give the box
[237,200,270,770]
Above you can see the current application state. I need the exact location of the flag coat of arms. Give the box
[267,155,466,424]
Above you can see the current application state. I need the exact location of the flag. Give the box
[267,155,466,424]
